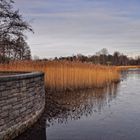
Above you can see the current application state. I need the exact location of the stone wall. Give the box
[0,72,45,140]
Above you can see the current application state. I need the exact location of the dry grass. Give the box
[116,65,140,71]
[0,61,120,91]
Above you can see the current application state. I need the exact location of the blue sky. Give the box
[14,0,140,58]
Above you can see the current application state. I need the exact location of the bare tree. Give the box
[0,0,33,63]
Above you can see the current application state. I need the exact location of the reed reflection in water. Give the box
[46,82,119,126]
[15,82,119,140]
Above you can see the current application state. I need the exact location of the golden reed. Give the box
[0,61,120,91]
[116,65,140,71]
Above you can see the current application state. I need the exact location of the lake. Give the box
[15,69,140,140]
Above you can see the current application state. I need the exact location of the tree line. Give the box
[53,48,140,66]
[0,0,32,63]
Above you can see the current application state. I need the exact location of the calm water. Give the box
[16,69,140,140]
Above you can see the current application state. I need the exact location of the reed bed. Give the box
[0,61,120,91]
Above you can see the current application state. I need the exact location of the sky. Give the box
[14,0,140,58]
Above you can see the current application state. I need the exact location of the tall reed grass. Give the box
[0,61,120,91]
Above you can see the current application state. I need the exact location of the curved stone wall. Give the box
[0,72,45,140]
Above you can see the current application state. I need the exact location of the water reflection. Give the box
[121,69,140,80]
[15,82,119,140]
[46,82,119,125]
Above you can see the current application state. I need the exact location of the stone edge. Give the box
[0,72,44,82]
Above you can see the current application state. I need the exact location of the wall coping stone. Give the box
[0,72,44,82]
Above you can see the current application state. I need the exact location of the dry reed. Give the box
[116,65,140,71]
[0,61,120,91]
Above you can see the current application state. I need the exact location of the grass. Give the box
[0,60,120,91]
[116,65,140,71]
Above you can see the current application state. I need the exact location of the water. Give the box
[16,69,140,140]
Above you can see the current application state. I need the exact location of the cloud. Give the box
[14,0,140,58]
